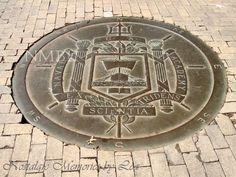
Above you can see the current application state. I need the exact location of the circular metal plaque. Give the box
[13,17,227,151]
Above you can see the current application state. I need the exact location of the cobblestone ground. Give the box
[0,0,236,176]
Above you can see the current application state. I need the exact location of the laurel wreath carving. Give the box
[87,95,117,107]
[94,41,147,53]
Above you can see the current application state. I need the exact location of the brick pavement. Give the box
[0,0,236,176]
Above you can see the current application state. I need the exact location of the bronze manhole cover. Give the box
[13,17,227,151]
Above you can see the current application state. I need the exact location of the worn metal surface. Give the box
[13,17,227,151]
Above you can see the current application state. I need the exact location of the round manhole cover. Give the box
[13,17,227,151]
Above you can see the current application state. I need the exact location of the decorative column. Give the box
[66,40,90,112]
[149,39,173,113]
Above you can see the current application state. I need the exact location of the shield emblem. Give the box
[88,53,151,102]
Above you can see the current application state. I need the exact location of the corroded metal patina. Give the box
[13,17,227,151]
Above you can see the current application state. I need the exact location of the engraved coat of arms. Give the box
[51,22,188,138]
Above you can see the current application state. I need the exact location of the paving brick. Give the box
[0,94,14,103]
[0,135,15,148]
[204,162,226,177]
[0,103,11,113]
[67,5,76,13]
[0,62,12,70]
[220,47,236,54]
[115,155,135,177]
[225,135,236,158]
[8,161,26,177]
[27,144,47,173]
[199,35,213,42]
[0,149,13,177]
[85,0,93,12]
[5,80,12,88]
[0,114,22,123]
[98,150,115,167]
[216,148,236,177]
[132,150,150,167]
[22,37,38,44]
[229,83,236,92]
[220,102,236,113]
[55,18,65,28]
[226,59,236,67]
[76,8,85,18]
[183,152,206,177]
[164,144,184,165]
[35,19,46,29]
[99,167,116,177]
[112,5,122,16]
[26,173,44,177]
[122,10,132,16]
[44,23,55,33]
[65,13,76,23]
[58,2,67,8]
[104,11,113,17]
[115,151,132,156]
[149,153,171,177]
[62,145,80,171]
[215,114,236,135]
[44,160,62,177]
[94,8,103,17]
[220,54,236,60]
[33,29,44,37]
[130,5,140,15]
[80,147,97,158]
[10,104,19,113]
[0,79,7,86]
[205,125,229,149]
[46,136,63,160]
[0,85,11,94]
[3,124,33,135]
[0,124,3,135]
[148,147,164,154]
[12,134,31,161]
[230,114,236,124]
[3,56,20,63]
[94,0,102,7]
[48,4,58,14]
[169,165,189,177]
[178,137,197,152]
[62,171,79,177]
[227,42,236,47]
[56,8,65,18]
[226,92,236,102]
[80,158,98,177]
[141,9,152,18]
[4,46,18,55]
[6,43,28,50]
[135,166,153,177]
[38,10,47,19]
[31,127,47,144]
[104,4,112,12]
[85,12,94,20]
[196,135,218,162]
